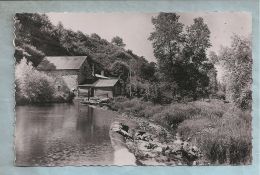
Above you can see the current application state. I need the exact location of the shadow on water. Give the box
[15,103,116,166]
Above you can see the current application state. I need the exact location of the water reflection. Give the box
[15,103,115,166]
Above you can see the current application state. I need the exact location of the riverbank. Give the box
[110,116,203,165]
[108,97,252,165]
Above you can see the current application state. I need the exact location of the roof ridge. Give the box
[95,79,119,87]
[37,56,88,70]
[45,56,88,57]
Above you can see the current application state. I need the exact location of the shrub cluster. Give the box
[110,97,155,117]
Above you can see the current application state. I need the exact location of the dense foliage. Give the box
[211,35,252,110]
[15,58,55,103]
[149,13,215,101]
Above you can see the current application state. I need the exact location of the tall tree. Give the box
[111,36,126,47]
[184,17,211,65]
[149,13,212,99]
[149,13,184,81]
[180,17,212,98]
[140,62,157,81]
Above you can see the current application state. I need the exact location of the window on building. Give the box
[57,85,61,91]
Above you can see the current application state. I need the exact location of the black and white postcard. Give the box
[14,12,252,166]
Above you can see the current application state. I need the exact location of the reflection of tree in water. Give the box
[76,106,113,144]
[76,106,95,141]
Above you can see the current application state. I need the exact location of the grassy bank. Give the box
[109,97,252,165]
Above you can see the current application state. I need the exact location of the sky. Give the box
[47,12,251,64]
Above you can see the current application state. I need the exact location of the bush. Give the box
[117,98,152,116]
[110,97,164,119]
[15,58,73,104]
[145,82,177,104]
[25,73,55,102]
[151,103,200,128]
[15,58,55,104]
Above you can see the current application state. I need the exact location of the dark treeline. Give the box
[14,13,155,75]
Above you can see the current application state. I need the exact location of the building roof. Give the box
[78,79,119,88]
[94,79,119,87]
[37,56,87,70]
[78,84,94,87]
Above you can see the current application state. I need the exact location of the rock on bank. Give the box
[109,117,203,166]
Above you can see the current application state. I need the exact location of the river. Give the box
[15,103,117,166]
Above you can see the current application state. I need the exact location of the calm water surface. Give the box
[15,103,117,166]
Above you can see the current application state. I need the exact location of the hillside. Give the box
[14,13,155,82]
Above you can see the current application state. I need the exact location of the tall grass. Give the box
[177,105,252,164]
[110,97,153,115]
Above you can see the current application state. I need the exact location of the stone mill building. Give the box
[37,56,123,98]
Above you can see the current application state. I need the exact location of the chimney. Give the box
[92,64,95,76]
